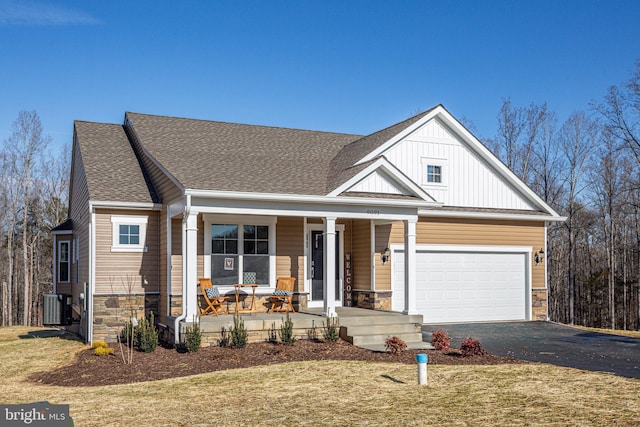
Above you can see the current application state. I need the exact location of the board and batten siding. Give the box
[93,209,160,295]
[385,217,546,289]
[382,118,535,210]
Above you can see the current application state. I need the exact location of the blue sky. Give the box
[1,0,639,151]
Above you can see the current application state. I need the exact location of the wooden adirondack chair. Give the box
[198,278,228,316]
[268,277,296,313]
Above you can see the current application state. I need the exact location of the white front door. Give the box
[307,226,344,308]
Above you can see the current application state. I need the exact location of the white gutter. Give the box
[185,189,441,208]
[418,209,566,222]
[89,200,162,210]
[173,195,190,344]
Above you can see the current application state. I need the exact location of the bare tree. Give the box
[560,111,598,325]
[5,111,50,325]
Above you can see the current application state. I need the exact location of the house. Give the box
[51,105,564,343]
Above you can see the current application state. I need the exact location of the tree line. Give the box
[2,61,640,329]
[0,111,68,326]
[487,60,640,330]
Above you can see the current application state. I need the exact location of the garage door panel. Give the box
[392,249,527,323]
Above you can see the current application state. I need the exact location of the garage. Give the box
[392,246,530,323]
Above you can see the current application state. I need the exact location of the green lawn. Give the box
[1,326,639,426]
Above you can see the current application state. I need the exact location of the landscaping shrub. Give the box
[92,341,114,356]
[431,329,451,351]
[183,317,203,353]
[385,336,407,354]
[279,313,296,345]
[322,316,340,342]
[94,345,114,356]
[460,337,487,357]
[135,312,159,353]
[121,312,159,353]
[230,314,248,348]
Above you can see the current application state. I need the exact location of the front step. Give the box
[338,311,429,351]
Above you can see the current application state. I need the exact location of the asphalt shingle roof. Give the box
[326,107,436,192]
[74,121,156,204]
[125,112,362,196]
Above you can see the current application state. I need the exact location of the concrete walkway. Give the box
[422,321,640,379]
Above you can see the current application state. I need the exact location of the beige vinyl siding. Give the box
[276,217,304,291]
[387,217,546,289]
[94,209,160,294]
[197,216,204,279]
[159,208,168,318]
[374,224,393,290]
[351,220,371,291]
[170,218,183,295]
[67,136,91,307]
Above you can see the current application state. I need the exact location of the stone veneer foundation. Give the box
[93,294,159,342]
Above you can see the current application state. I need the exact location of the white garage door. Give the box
[392,248,528,323]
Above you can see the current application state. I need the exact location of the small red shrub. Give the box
[385,336,407,355]
[431,329,451,351]
[460,337,487,357]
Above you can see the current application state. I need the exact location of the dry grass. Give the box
[2,326,639,426]
[568,324,640,338]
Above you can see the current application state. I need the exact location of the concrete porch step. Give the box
[338,314,424,327]
[344,322,418,336]
[358,341,434,352]
[345,331,424,347]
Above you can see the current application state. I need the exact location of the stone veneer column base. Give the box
[531,289,548,321]
[352,290,392,310]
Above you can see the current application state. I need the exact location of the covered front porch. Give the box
[178,307,428,351]
[166,191,429,343]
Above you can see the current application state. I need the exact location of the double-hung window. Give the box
[206,216,276,287]
[111,216,148,252]
[58,241,70,283]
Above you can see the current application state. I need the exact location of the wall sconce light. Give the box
[381,247,391,265]
[534,248,545,265]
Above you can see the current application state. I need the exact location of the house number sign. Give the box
[344,253,353,307]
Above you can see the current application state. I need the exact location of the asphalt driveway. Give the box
[422,321,640,379]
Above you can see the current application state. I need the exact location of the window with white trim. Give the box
[58,241,70,283]
[421,157,447,186]
[205,215,277,288]
[111,216,148,252]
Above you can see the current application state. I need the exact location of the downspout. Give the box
[173,195,190,345]
[87,204,96,344]
[52,237,57,294]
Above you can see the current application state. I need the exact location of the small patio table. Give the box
[232,284,258,315]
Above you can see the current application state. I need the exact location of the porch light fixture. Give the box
[381,247,391,265]
[534,248,545,265]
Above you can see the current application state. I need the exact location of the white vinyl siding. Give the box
[346,170,407,195]
[383,118,535,210]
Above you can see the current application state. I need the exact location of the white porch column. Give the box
[404,218,417,315]
[323,216,337,317]
[183,211,199,320]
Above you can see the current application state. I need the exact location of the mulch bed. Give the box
[29,340,528,387]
